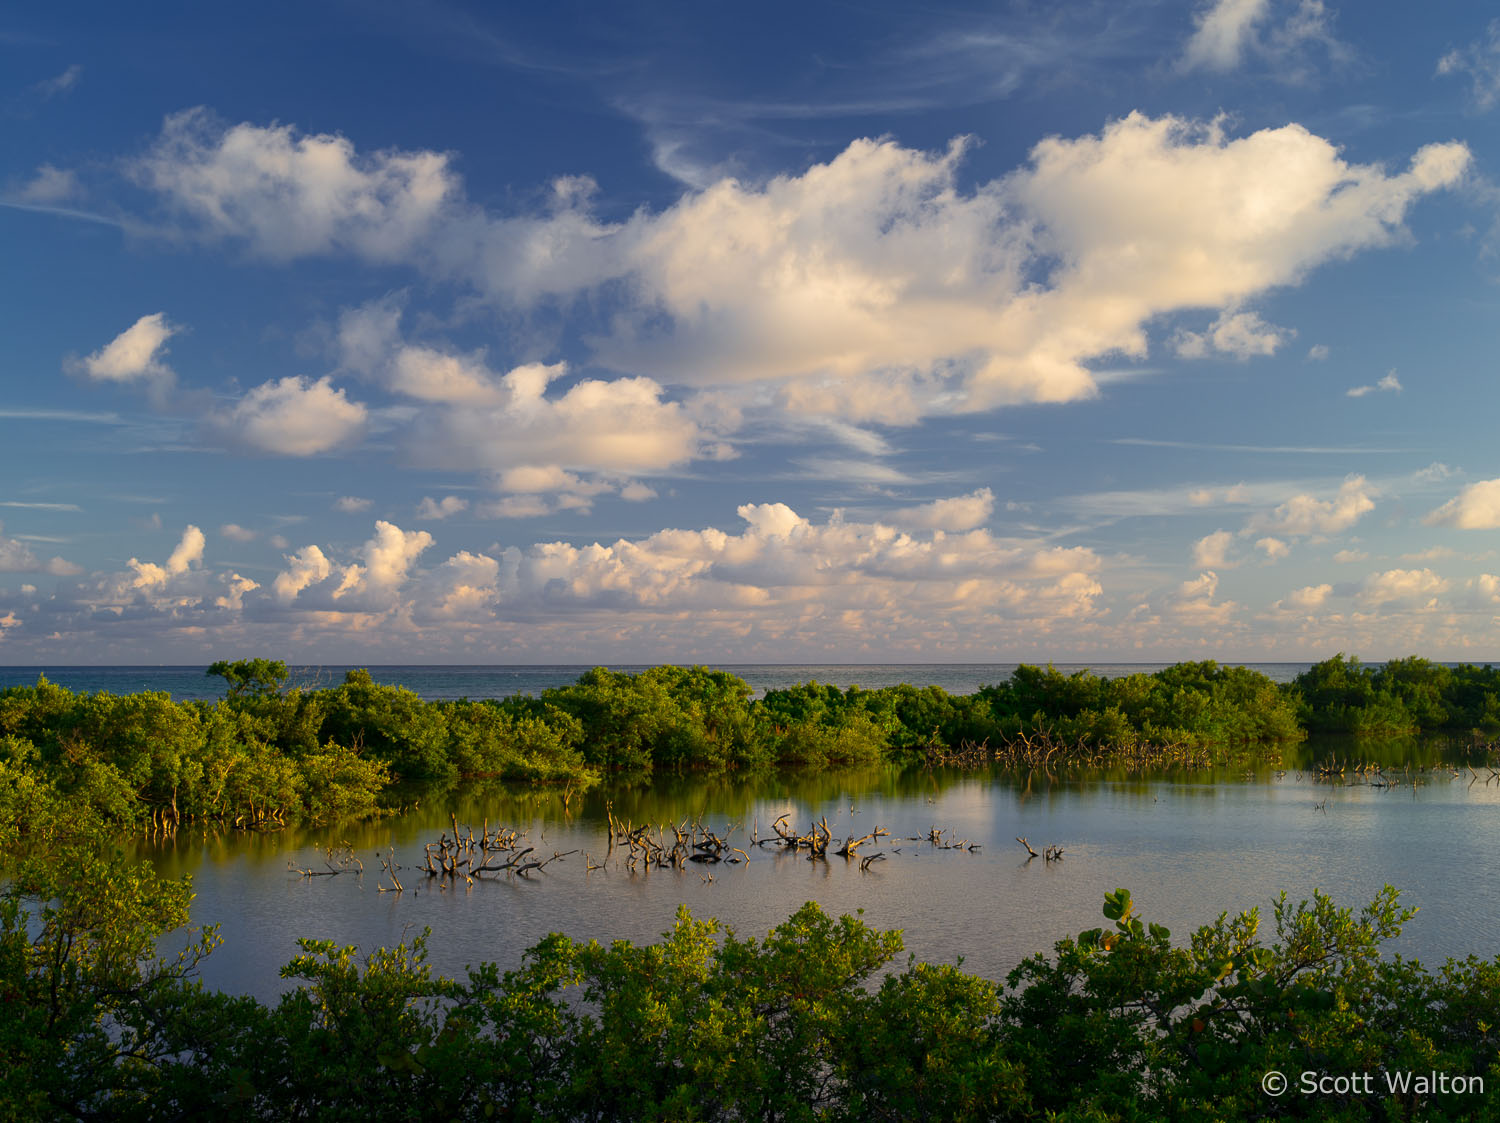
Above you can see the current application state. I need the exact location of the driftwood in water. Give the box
[833,827,890,859]
[1016,837,1063,862]
[609,815,745,874]
[377,847,403,892]
[290,842,363,880]
[767,814,900,862]
[924,739,993,768]
[770,812,835,858]
[405,813,575,885]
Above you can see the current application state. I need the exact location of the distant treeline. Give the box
[0,654,1494,829]
[4,768,1497,1121]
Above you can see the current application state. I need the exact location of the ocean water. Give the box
[0,661,1316,702]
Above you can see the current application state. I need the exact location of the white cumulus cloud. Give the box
[1171,569,1239,626]
[1425,479,1500,529]
[1192,530,1237,568]
[1173,309,1290,360]
[271,521,433,612]
[1282,583,1331,609]
[1358,568,1448,607]
[892,488,995,532]
[416,495,468,520]
[73,313,177,387]
[0,523,81,576]
[244,503,1106,654]
[339,300,710,492]
[1466,574,1500,606]
[220,376,367,455]
[140,113,1468,431]
[412,551,502,623]
[1255,536,1290,561]
[1251,475,1375,536]
[135,108,457,262]
[273,545,333,603]
[129,525,204,589]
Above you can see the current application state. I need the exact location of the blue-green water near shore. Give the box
[0,661,1312,701]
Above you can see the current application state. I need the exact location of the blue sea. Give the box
[0,661,1317,702]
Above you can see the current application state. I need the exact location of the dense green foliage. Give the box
[17,652,1500,834]
[3,775,1497,1120]
[0,766,222,1119]
[977,660,1305,748]
[0,658,1311,832]
[1294,654,1500,736]
[207,658,291,699]
[0,667,597,830]
[531,658,1309,777]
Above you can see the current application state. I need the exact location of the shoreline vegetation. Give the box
[5,655,1500,1118]
[1,654,1497,832]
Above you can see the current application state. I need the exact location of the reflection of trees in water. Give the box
[136,726,1500,894]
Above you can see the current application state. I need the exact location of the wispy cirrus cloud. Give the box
[1346,370,1402,398]
[1179,0,1350,79]
[1111,438,1414,454]
[0,408,124,424]
[0,500,83,512]
[10,164,79,204]
[30,63,81,100]
[1437,20,1500,111]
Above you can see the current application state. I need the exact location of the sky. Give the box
[3,0,1500,665]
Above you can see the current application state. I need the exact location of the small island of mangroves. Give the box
[5,655,1500,1120]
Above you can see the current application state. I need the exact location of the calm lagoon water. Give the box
[143,756,1500,1003]
[23,662,1492,1002]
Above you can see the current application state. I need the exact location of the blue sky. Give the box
[4,0,1500,664]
